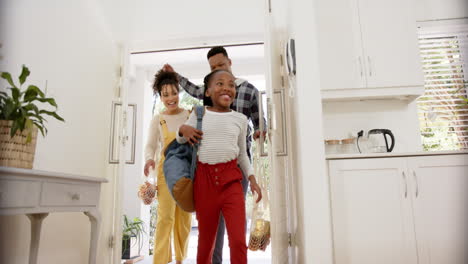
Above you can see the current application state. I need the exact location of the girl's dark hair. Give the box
[202,69,234,106]
[152,69,179,95]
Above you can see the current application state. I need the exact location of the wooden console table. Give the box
[0,166,107,264]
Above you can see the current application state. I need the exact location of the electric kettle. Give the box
[357,129,395,153]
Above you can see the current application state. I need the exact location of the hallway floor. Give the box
[138,227,271,264]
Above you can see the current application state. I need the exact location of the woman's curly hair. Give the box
[152,69,179,95]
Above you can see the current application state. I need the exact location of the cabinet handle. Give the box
[367,56,372,76]
[402,171,407,198]
[358,57,363,77]
[71,193,81,201]
[413,170,419,198]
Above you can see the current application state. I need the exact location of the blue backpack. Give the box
[163,106,204,212]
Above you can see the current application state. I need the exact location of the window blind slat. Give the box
[422,58,464,63]
[423,62,465,68]
[420,48,464,53]
[424,83,467,88]
[418,25,468,150]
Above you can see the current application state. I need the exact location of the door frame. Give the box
[110,36,292,263]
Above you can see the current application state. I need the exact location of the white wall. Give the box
[0,0,119,263]
[323,100,422,152]
[95,0,265,50]
[415,0,468,21]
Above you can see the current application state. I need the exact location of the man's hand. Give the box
[163,64,174,72]
[248,175,263,203]
[179,124,203,145]
[144,159,156,176]
[253,130,267,140]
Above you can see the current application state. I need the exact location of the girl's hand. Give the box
[144,160,156,176]
[248,175,263,203]
[179,124,203,145]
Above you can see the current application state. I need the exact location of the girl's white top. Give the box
[144,109,190,162]
[176,107,254,177]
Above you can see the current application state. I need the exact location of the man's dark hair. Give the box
[207,46,228,60]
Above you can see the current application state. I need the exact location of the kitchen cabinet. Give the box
[408,155,468,264]
[315,0,365,91]
[316,0,424,100]
[329,158,418,264]
[328,153,468,264]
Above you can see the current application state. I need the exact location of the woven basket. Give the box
[0,120,38,169]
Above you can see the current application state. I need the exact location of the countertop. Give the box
[326,150,468,160]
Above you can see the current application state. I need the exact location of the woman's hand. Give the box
[248,175,263,203]
[179,124,203,145]
[144,159,156,176]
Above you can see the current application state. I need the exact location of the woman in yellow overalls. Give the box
[143,69,192,264]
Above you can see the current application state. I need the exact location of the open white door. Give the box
[107,44,134,264]
[263,0,298,263]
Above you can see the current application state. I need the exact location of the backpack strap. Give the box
[190,106,205,178]
[195,106,204,131]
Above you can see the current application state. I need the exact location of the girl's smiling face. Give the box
[205,71,236,110]
[160,84,179,111]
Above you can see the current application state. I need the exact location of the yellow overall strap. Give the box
[159,114,170,138]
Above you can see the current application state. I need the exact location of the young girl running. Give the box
[177,69,263,264]
[143,69,191,264]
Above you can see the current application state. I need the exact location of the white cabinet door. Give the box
[329,158,418,264]
[407,154,468,264]
[316,0,366,90]
[358,0,423,88]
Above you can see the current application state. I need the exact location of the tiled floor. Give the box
[138,227,271,264]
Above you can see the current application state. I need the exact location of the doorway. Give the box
[123,43,272,263]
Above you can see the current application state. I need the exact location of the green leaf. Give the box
[24,85,45,101]
[10,120,21,137]
[37,97,58,107]
[10,87,21,101]
[19,65,30,85]
[38,110,64,122]
[25,118,33,130]
[1,72,16,88]
[23,103,40,115]
[32,121,46,137]
[2,98,17,119]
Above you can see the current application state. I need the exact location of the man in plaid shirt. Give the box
[164,46,266,159]
[164,46,266,264]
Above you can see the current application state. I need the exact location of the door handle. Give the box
[367,56,373,77]
[258,91,268,157]
[413,170,419,198]
[109,102,137,164]
[275,89,287,156]
[402,171,407,198]
[358,56,363,77]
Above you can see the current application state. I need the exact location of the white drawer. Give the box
[0,179,41,209]
[41,182,99,207]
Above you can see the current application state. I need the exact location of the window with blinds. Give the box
[417,23,468,151]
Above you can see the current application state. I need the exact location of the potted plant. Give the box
[122,215,146,260]
[0,65,64,169]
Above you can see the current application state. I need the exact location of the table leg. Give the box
[26,213,49,264]
[84,209,101,264]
